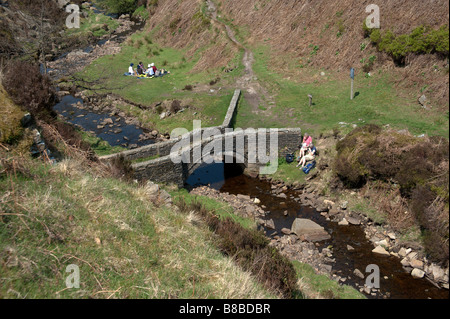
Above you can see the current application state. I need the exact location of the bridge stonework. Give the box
[100,90,302,188]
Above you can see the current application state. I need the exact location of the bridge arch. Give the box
[185,150,249,182]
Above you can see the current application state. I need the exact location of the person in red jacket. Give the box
[298,133,313,160]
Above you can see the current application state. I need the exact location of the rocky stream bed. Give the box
[187,163,449,299]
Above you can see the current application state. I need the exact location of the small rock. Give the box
[372,246,390,257]
[430,264,446,282]
[316,205,329,213]
[398,247,410,257]
[411,268,425,279]
[401,258,411,267]
[245,206,256,215]
[329,208,340,216]
[338,218,349,226]
[322,264,333,273]
[103,118,114,125]
[340,201,348,210]
[387,232,396,240]
[237,194,251,201]
[354,269,365,279]
[324,199,335,207]
[291,218,330,242]
[410,259,424,270]
[407,251,418,260]
[347,245,355,252]
[265,219,276,230]
[346,216,361,225]
[418,94,427,107]
[375,239,389,247]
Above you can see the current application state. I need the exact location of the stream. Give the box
[44,3,156,150]
[187,162,449,300]
[53,95,154,149]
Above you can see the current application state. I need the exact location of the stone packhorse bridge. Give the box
[100,90,302,187]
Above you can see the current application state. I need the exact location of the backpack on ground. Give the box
[286,153,295,163]
[302,160,316,174]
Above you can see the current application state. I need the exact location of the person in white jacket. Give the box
[126,63,136,76]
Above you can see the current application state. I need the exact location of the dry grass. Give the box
[0,153,276,299]
[334,125,449,264]
[361,181,415,231]
[145,0,239,73]
[216,0,449,109]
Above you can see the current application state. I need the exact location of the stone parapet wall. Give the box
[100,90,241,163]
[130,128,302,187]
[100,89,302,187]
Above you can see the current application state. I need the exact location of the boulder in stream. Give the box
[291,218,330,242]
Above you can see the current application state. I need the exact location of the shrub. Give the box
[177,199,299,298]
[0,20,20,59]
[169,17,182,31]
[2,61,56,120]
[192,11,211,31]
[361,55,377,73]
[334,125,449,264]
[133,5,150,20]
[367,25,449,65]
[362,21,372,38]
[99,0,139,15]
[169,100,182,113]
[410,185,449,265]
[9,0,65,25]
[108,155,134,182]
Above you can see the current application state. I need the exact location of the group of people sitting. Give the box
[296,133,316,169]
[125,62,170,78]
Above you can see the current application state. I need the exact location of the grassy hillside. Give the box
[233,45,449,137]
[0,155,276,299]
[75,0,448,139]
[0,151,366,299]
[74,30,244,133]
[215,0,449,110]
